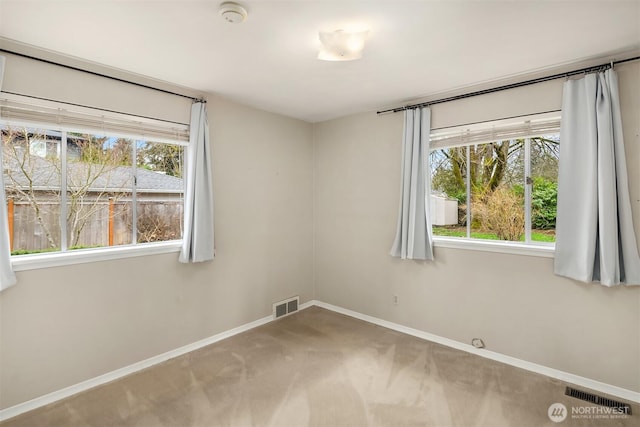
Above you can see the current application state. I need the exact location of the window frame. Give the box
[429,113,560,258]
[11,240,182,271]
[2,107,188,270]
[432,236,555,258]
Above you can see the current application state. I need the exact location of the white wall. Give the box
[313,61,640,393]
[0,48,314,409]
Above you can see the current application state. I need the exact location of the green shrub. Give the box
[532,177,557,229]
[447,190,467,226]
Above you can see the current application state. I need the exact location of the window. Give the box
[429,114,560,249]
[1,94,188,264]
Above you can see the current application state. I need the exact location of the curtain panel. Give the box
[390,107,434,261]
[179,101,215,263]
[1,55,18,290]
[554,69,640,286]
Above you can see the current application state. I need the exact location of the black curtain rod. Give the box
[377,56,640,115]
[0,48,204,103]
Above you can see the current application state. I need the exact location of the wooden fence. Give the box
[6,198,183,253]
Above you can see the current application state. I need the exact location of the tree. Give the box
[3,127,132,251]
[111,138,133,166]
[66,136,132,247]
[3,128,61,249]
[138,142,183,177]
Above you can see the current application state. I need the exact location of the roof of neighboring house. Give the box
[135,168,183,192]
[2,148,183,194]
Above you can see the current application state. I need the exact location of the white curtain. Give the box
[554,69,640,286]
[179,101,215,263]
[1,55,17,290]
[390,107,434,260]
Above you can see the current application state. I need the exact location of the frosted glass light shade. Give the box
[318,29,369,61]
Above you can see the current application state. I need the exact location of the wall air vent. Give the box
[273,296,300,319]
[565,387,632,415]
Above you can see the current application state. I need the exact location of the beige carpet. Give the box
[2,306,637,427]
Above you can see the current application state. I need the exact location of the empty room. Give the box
[0,1,639,426]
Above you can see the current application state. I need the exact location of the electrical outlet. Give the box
[393,295,399,305]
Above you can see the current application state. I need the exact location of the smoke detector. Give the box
[219,2,247,24]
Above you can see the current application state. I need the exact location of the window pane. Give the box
[67,135,134,249]
[469,140,524,241]
[430,135,560,245]
[430,147,467,238]
[136,141,183,243]
[530,135,559,243]
[2,126,62,254]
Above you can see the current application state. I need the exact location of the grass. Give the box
[433,226,555,243]
[11,245,104,256]
[530,233,556,243]
[11,247,60,256]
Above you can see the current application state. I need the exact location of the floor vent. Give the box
[273,296,299,319]
[565,387,632,415]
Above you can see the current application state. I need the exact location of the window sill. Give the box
[433,237,555,258]
[11,241,182,272]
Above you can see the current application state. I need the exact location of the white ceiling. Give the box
[1,0,639,122]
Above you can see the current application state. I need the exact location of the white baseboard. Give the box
[1,298,636,422]
[312,300,640,404]
[0,300,315,422]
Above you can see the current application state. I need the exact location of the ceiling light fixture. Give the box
[318,29,369,61]
[219,2,247,24]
